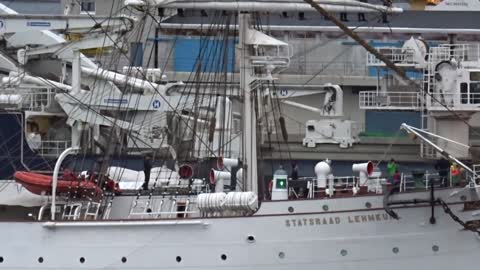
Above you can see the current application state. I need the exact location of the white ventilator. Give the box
[326,174,335,197]
[210,169,231,193]
[217,157,239,171]
[215,157,239,191]
[315,161,332,188]
[352,161,374,187]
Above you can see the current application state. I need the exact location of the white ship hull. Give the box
[0,189,479,269]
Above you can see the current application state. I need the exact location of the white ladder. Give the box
[84,201,101,220]
[62,203,82,220]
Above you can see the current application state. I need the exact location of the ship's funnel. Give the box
[315,160,331,188]
[217,157,239,171]
[352,161,373,185]
[210,169,231,192]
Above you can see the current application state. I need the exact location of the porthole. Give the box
[340,249,348,256]
[278,252,285,259]
[0,256,3,263]
[365,202,372,209]
[432,245,439,252]
[247,235,256,243]
[146,208,152,213]
[288,206,294,213]
[221,254,227,261]
[38,257,44,263]
[176,256,182,263]
[79,257,85,263]
[392,247,399,254]
[121,257,127,263]
[322,204,329,211]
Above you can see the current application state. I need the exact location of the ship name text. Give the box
[285,213,395,227]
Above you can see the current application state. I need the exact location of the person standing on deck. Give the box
[358,0,367,22]
[435,158,450,187]
[291,162,302,196]
[392,169,401,191]
[387,158,397,183]
[291,162,299,180]
[450,162,460,186]
[142,155,152,190]
[381,0,392,23]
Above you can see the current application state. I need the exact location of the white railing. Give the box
[359,91,422,110]
[0,87,57,111]
[292,176,360,197]
[430,44,480,64]
[366,47,417,67]
[22,88,56,111]
[38,140,71,157]
[286,168,472,200]
[399,170,467,191]
[427,92,480,111]
[287,60,369,76]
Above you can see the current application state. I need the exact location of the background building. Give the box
[59,0,480,166]
[1,0,61,14]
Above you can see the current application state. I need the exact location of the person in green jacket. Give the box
[387,158,397,183]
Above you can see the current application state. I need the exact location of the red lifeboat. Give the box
[14,170,104,197]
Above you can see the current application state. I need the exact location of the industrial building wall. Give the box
[173,37,236,72]
[55,2,447,142]
[286,36,369,76]
[1,0,61,14]
[61,0,158,71]
[61,0,119,16]
[161,33,373,77]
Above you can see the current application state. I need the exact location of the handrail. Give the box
[359,91,421,109]
[51,147,79,221]
[43,219,209,228]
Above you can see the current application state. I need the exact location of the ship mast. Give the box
[124,0,401,195]
[238,13,257,194]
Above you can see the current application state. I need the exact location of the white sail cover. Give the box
[0,182,47,207]
[245,28,287,46]
[107,166,180,190]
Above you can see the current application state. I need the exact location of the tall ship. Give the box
[0,0,479,269]
[3,0,480,184]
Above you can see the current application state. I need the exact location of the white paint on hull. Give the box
[0,190,479,269]
[0,207,480,270]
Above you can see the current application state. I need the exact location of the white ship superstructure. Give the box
[361,37,480,159]
[0,0,478,269]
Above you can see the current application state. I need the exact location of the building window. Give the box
[80,1,96,15]
[130,42,144,67]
